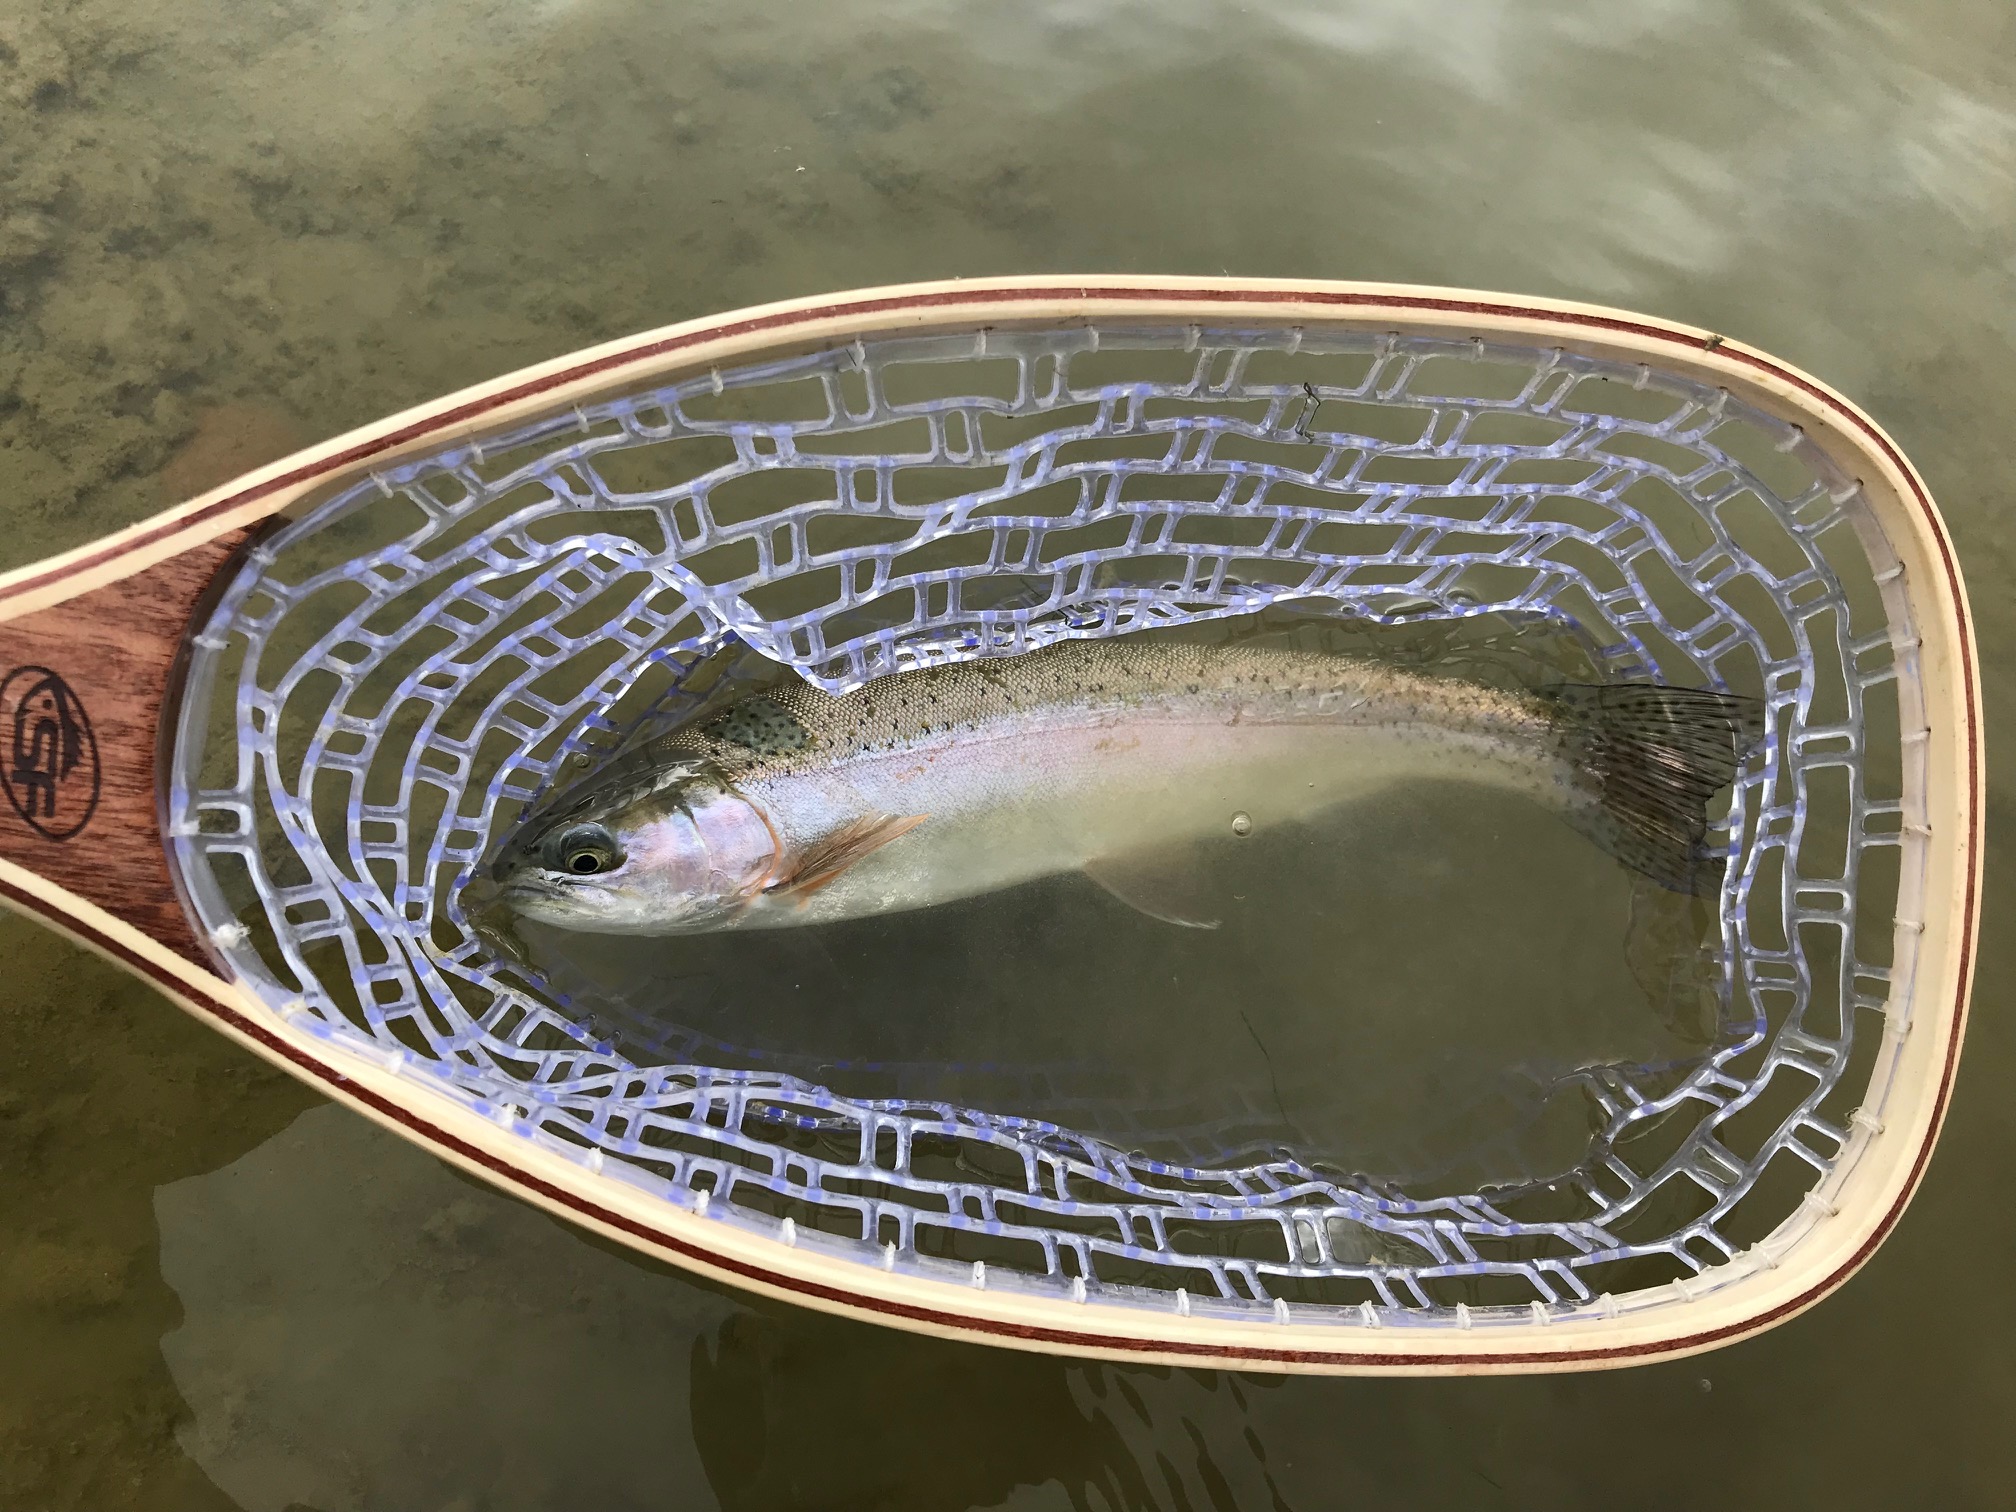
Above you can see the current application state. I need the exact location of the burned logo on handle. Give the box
[0,665,101,841]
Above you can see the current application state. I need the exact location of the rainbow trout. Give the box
[485,638,1760,935]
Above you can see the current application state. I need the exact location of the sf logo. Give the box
[0,665,100,841]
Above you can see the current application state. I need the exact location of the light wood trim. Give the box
[0,278,1980,1371]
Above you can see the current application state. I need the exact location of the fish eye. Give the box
[546,823,620,878]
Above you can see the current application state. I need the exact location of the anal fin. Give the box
[1083,848,1222,930]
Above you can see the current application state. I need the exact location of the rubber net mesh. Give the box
[167,323,1920,1326]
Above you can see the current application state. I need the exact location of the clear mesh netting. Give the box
[166,320,1921,1326]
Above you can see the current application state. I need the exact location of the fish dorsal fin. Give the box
[772,813,929,900]
[1082,848,1222,930]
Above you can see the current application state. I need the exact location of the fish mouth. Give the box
[453,876,505,924]
[462,872,568,914]
[497,879,567,907]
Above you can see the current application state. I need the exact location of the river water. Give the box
[3,1,2013,1507]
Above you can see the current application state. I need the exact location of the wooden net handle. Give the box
[0,530,253,965]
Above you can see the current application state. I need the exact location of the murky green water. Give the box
[4,1,2014,1506]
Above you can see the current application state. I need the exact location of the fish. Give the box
[481,636,1763,937]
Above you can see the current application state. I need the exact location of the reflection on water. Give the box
[3,0,2015,1506]
[156,1093,1999,1512]
[692,1312,1294,1512]
[157,1108,731,1512]
[158,1105,1293,1512]
[0,913,316,1511]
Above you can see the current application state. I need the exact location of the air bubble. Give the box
[1230,811,1253,837]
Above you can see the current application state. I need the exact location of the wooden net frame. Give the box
[0,280,1979,1371]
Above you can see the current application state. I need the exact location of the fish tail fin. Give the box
[1548,683,1765,895]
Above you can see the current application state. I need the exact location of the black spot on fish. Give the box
[704,697,812,756]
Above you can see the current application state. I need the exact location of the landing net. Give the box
[167,322,1917,1324]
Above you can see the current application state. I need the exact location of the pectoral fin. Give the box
[772,813,929,900]
[1083,848,1222,930]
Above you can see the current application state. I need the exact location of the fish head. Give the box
[487,759,779,935]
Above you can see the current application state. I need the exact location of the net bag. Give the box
[160,280,1979,1371]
